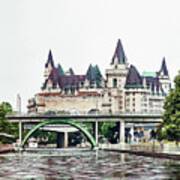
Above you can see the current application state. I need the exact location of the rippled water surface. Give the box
[0,149,180,179]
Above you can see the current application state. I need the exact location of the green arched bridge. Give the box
[7,113,162,149]
[20,119,98,149]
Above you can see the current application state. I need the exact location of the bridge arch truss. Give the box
[20,119,98,149]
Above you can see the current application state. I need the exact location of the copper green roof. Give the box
[57,63,66,75]
[142,71,156,77]
[85,64,103,88]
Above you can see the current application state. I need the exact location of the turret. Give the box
[157,57,171,94]
[158,57,169,77]
[111,39,128,67]
[106,39,129,88]
[44,50,55,79]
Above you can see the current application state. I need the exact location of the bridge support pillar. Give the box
[57,132,69,148]
[119,121,125,144]
[19,120,22,145]
[57,132,64,148]
[64,132,68,148]
[93,121,98,144]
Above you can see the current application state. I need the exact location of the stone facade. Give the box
[27,39,171,114]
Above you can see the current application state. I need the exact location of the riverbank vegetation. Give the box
[157,71,180,146]
[0,102,18,144]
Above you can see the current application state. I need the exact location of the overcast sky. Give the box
[0,0,180,112]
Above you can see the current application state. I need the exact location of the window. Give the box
[81,82,84,88]
[113,78,117,88]
[90,83,94,88]
[126,98,130,102]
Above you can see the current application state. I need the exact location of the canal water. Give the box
[0,149,180,180]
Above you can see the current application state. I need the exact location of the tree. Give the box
[0,102,12,133]
[157,71,180,146]
[102,122,118,143]
[0,102,18,144]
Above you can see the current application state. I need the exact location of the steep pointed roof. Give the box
[111,39,127,65]
[57,63,66,75]
[69,68,75,75]
[94,65,103,88]
[86,64,96,82]
[94,65,102,78]
[42,67,59,89]
[45,50,55,68]
[125,65,143,88]
[42,66,85,90]
[158,57,169,76]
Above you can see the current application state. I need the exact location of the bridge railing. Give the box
[7,111,163,117]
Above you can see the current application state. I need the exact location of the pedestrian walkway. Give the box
[99,143,180,160]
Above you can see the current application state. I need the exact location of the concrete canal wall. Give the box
[100,143,180,160]
[0,144,14,154]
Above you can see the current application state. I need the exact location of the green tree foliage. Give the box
[33,131,57,144]
[0,102,12,133]
[102,122,118,143]
[0,102,18,144]
[157,72,180,145]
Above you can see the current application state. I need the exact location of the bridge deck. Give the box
[7,114,162,123]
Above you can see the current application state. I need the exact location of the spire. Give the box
[125,65,143,88]
[111,39,127,65]
[45,50,55,68]
[159,57,169,76]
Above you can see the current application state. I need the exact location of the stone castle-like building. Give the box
[27,39,171,114]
